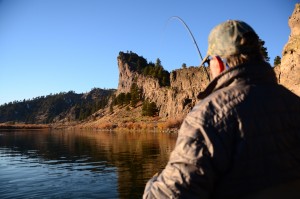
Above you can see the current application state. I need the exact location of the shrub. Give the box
[157,118,183,130]
[142,100,158,116]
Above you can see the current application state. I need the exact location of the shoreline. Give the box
[0,123,51,130]
[0,122,179,133]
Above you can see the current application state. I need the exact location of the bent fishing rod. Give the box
[167,16,210,81]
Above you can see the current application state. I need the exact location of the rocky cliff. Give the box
[276,3,300,96]
[117,56,210,119]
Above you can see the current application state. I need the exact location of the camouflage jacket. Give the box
[143,61,300,199]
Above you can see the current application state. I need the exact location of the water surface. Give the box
[0,129,177,199]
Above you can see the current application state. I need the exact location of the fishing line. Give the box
[165,16,210,81]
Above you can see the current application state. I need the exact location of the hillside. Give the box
[0,88,115,125]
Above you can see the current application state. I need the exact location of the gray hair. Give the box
[224,32,265,67]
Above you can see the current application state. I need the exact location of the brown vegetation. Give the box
[157,117,183,131]
[0,122,51,130]
[75,102,184,132]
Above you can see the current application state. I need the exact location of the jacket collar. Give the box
[197,61,277,99]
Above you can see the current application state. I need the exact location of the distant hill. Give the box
[0,88,115,124]
[0,50,205,129]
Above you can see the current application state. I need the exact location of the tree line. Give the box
[0,89,115,123]
[112,82,158,117]
[118,51,170,87]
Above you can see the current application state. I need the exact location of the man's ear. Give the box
[215,56,225,73]
[210,56,226,79]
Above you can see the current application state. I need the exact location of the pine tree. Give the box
[142,100,158,116]
[274,56,281,66]
[130,83,141,107]
[259,39,270,62]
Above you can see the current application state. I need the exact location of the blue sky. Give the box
[0,0,298,105]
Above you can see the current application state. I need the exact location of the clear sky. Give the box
[0,0,298,105]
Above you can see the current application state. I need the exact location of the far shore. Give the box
[0,123,51,130]
[0,122,180,133]
[0,116,183,132]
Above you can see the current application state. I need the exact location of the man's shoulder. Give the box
[196,85,248,109]
[189,86,247,124]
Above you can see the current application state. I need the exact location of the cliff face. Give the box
[277,3,300,96]
[117,57,209,118]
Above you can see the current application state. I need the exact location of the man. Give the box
[143,20,300,198]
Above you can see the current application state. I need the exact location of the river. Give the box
[0,129,177,199]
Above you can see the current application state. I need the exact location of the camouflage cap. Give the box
[200,20,257,66]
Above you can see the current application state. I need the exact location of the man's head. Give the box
[201,20,264,79]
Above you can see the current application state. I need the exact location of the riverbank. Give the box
[0,118,182,133]
[0,123,51,130]
[0,104,183,132]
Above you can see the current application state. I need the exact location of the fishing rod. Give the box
[167,16,210,81]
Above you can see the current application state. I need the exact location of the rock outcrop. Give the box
[117,57,210,118]
[277,3,300,96]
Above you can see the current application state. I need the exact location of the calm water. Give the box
[0,129,177,199]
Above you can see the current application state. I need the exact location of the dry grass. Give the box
[0,123,50,130]
[74,103,184,133]
[82,114,184,132]
[95,121,115,129]
[157,117,183,131]
[114,117,183,132]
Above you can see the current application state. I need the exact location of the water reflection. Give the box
[0,130,177,199]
